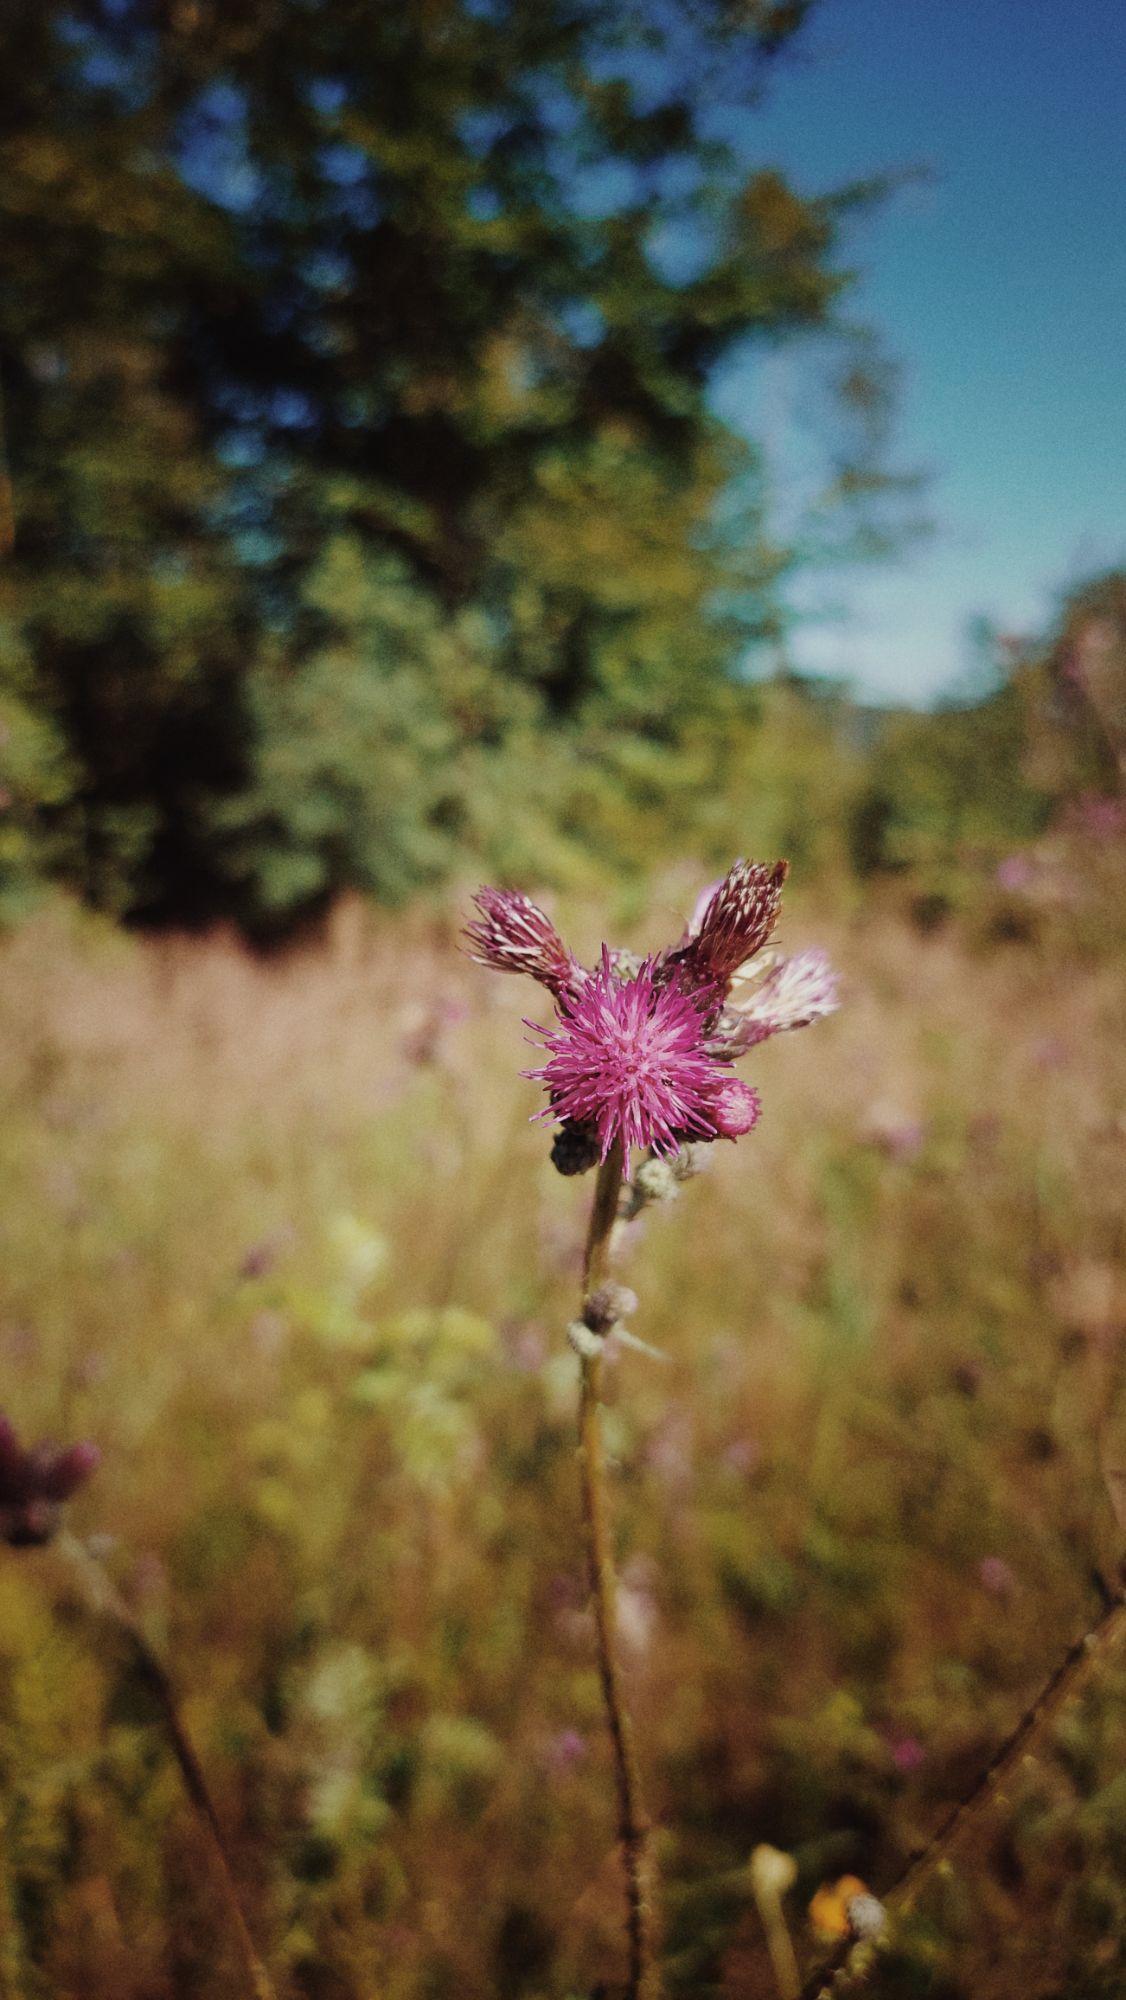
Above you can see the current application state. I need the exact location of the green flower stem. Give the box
[57,1532,277,2000]
[577,1139,660,2000]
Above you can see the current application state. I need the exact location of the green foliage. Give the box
[854,678,1053,875]
[0,0,910,932]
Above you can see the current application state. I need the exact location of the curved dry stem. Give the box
[56,1532,277,2000]
[801,1584,1126,1999]
[577,1141,660,2000]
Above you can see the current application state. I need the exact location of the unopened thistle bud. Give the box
[664,859,788,996]
[634,1158,680,1204]
[464,887,583,1003]
[550,1119,602,1177]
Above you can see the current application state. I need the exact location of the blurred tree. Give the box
[0,0,902,930]
[1019,571,1126,803]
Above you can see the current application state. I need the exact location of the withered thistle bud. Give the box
[0,1413,100,1548]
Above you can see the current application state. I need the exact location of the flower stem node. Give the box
[567,1320,606,1361]
[583,1283,639,1335]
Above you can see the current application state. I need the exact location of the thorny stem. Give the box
[56,1532,278,2000]
[801,1584,1126,1999]
[577,1139,660,2000]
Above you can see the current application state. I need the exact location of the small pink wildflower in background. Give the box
[466,859,838,1174]
[859,1102,926,1162]
[884,1731,925,1774]
[545,1728,588,1773]
[996,854,1037,893]
[978,1555,1018,1599]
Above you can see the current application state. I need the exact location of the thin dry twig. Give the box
[800,1584,1126,1998]
[57,1532,278,2000]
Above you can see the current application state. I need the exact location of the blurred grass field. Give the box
[1,870,1125,2000]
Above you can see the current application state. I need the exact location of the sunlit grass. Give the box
[1,878,1124,1997]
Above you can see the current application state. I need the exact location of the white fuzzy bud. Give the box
[634,1158,679,1204]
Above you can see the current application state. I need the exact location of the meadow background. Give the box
[2,2,1126,1995]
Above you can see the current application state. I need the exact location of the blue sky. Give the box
[721,0,1126,705]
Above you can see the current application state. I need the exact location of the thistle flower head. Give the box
[525,949,727,1167]
[663,859,788,997]
[464,888,583,1003]
[0,1413,99,1548]
[467,861,836,1173]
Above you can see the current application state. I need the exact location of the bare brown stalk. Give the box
[801,1584,1126,1999]
[56,1532,278,2000]
[0,371,14,560]
[576,1139,660,2000]
[0,1803,28,2000]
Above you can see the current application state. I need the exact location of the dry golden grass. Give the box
[1,875,1125,1999]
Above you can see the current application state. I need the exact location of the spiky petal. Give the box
[464,888,583,1003]
[664,859,788,996]
[525,949,727,1166]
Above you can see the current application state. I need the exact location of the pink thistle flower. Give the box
[525,949,729,1166]
[664,859,788,996]
[718,949,840,1053]
[464,888,583,1003]
[467,863,837,1174]
[0,1412,100,1548]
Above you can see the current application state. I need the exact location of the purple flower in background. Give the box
[885,1731,925,1774]
[546,1728,588,1772]
[977,1555,1017,1599]
[996,854,1036,893]
[467,859,837,1173]
[0,1413,99,1548]
[859,1103,927,1162]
